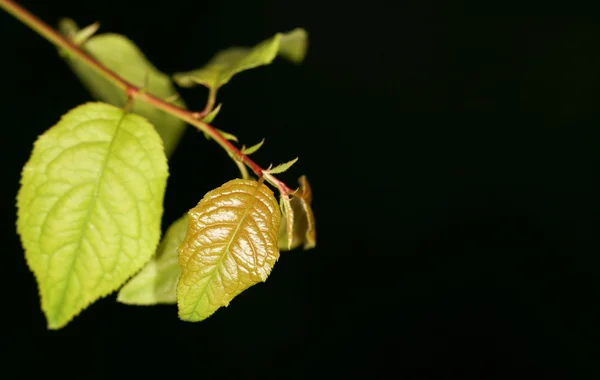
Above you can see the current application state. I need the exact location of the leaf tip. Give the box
[278,28,309,64]
[45,309,67,330]
[241,138,265,155]
[58,17,100,45]
[216,128,238,142]
[266,157,299,174]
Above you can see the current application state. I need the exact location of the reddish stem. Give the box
[0,0,295,195]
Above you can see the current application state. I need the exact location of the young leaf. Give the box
[267,157,299,174]
[241,139,265,155]
[117,215,188,305]
[59,18,100,46]
[216,129,238,142]
[58,19,187,157]
[278,195,295,250]
[16,102,169,329]
[172,28,308,92]
[278,176,316,250]
[177,179,281,322]
[201,103,222,124]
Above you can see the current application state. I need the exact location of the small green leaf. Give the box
[177,179,281,322]
[59,19,187,157]
[59,18,100,45]
[216,129,238,142]
[241,139,265,155]
[17,102,169,329]
[267,157,299,174]
[203,129,238,142]
[117,215,187,305]
[201,103,222,124]
[172,28,308,92]
[278,176,316,250]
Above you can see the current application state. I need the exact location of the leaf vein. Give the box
[49,112,127,316]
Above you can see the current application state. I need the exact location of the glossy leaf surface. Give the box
[177,179,280,322]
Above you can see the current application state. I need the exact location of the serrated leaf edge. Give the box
[17,102,167,329]
[266,157,299,174]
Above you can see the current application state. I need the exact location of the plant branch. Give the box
[0,0,295,195]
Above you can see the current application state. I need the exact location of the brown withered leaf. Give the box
[278,176,316,250]
[177,179,280,322]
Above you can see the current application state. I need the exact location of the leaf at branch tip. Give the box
[172,28,308,91]
[241,139,265,155]
[267,157,299,174]
[17,102,169,329]
[278,176,316,250]
[117,215,188,305]
[177,179,281,322]
[58,19,187,157]
[278,195,295,250]
[201,103,222,124]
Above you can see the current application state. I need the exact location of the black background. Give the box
[1,0,600,374]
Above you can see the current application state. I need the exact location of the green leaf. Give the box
[201,103,222,124]
[277,28,309,63]
[241,139,265,155]
[177,179,281,322]
[117,215,187,305]
[202,129,238,142]
[216,129,238,142]
[267,157,298,174]
[16,102,169,329]
[278,176,316,250]
[59,18,100,45]
[172,28,308,92]
[58,19,187,157]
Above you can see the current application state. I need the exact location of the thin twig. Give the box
[0,0,295,195]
